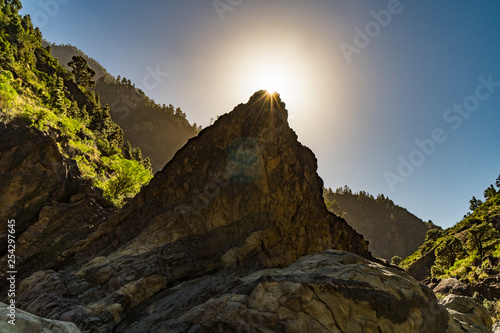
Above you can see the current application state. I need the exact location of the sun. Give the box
[247,62,292,97]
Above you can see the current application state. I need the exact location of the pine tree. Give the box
[68,55,96,88]
[484,185,497,200]
[469,196,483,211]
[50,74,66,114]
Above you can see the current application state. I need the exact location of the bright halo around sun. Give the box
[236,51,312,114]
[247,60,294,98]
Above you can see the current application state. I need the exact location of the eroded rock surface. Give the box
[440,294,493,333]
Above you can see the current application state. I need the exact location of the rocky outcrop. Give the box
[0,302,81,333]
[18,251,494,332]
[407,247,437,281]
[16,92,371,331]
[11,91,493,332]
[129,250,454,332]
[0,122,79,255]
[440,295,493,333]
[434,278,472,296]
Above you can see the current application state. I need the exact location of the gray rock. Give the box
[440,294,493,333]
[0,302,81,333]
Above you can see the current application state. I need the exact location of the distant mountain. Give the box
[324,187,433,261]
[44,41,113,82]
[48,43,199,172]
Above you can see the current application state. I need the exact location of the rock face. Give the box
[434,278,471,296]
[0,302,82,333]
[0,121,113,288]
[16,92,371,331]
[0,122,79,255]
[406,247,437,281]
[325,191,431,260]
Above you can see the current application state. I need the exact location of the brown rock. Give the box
[17,92,371,331]
[0,122,113,290]
[0,122,80,254]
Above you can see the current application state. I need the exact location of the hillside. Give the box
[49,43,199,172]
[0,0,155,268]
[402,174,500,321]
[324,187,433,261]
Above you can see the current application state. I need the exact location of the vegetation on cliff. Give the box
[0,1,152,206]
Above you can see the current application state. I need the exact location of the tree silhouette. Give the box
[68,55,96,88]
[469,196,483,211]
[484,185,497,200]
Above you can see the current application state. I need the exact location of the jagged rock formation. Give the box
[15,91,371,331]
[8,92,494,332]
[0,302,82,333]
[0,122,114,286]
[324,191,432,260]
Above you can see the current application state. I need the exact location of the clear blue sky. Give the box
[20,0,500,229]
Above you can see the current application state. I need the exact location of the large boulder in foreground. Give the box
[0,302,81,333]
[127,250,454,332]
[19,251,491,332]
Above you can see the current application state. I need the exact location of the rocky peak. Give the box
[61,90,371,270]
[17,91,371,331]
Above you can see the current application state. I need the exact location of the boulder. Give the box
[406,247,436,281]
[0,302,81,333]
[440,294,493,333]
